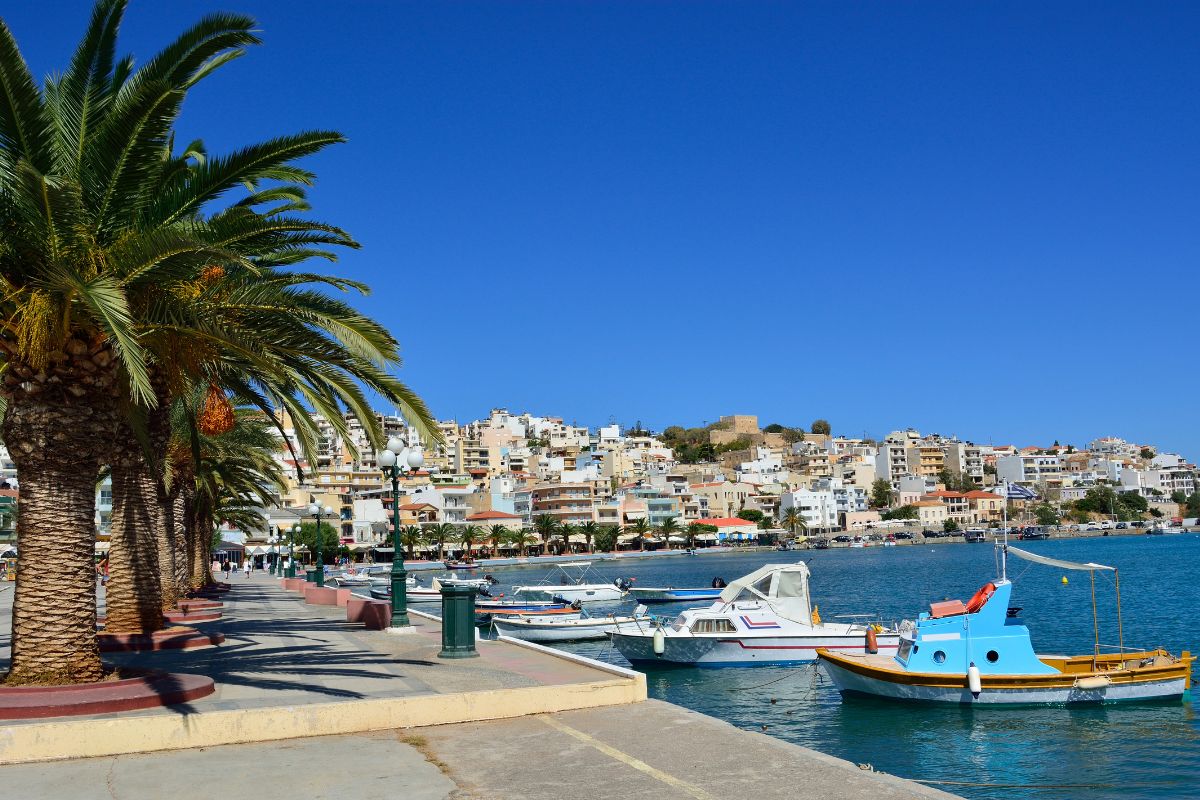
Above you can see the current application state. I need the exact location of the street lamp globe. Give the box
[378,448,397,468]
[324,505,333,516]
[308,502,319,516]
[407,449,424,470]
[386,436,405,456]
[293,524,301,534]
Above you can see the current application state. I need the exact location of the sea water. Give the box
[471,535,1200,800]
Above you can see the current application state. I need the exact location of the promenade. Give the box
[0,576,958,799]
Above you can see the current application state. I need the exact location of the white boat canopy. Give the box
[1008,545,1115,572]
[718,562,812,624]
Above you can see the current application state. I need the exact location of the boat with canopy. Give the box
[610,563,899,666]
[512,562,630,603]
[818,532,1194,704]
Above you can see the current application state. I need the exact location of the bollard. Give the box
[305,567,317,583]
[438,584,479,659]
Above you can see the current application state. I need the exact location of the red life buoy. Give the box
[966,582,997,613]
[865,627,879,654]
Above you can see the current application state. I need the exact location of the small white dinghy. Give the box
[493,606,650,642]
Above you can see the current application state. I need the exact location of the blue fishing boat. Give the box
[818,539,1194,704]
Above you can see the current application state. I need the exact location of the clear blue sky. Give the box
[8,2,1199,456]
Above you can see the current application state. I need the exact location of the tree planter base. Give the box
[177,600,222,613]
[0,670,215,720]
[98,627,224,652]
[162,608,221,624]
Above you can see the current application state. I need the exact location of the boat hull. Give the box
[611,629,900,666]
[628,588,724,604]
[818,650,1193,705]
[514,585,625,602]
[492,617,631,642]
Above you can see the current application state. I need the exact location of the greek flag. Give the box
[1002,481,1037,500]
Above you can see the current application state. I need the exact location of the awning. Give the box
[94,542,110,553]
[348,543,374,552]
[1008,545,1114,572]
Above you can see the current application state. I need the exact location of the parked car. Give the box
[1084,523,1101,531]
[1115,522,1128,530]
[832,535,852,543]
[1019,526,1049,540]
[894,532,914,540]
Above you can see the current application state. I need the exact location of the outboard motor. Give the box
[485,574,499,585]
[711,577,727,589]
[570,600,583,611]
[614,577,633,592]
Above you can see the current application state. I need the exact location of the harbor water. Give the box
[456,535,1199,800]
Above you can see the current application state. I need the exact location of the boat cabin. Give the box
[895,579,1056,676]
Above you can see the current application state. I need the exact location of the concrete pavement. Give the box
[0,574,958,798]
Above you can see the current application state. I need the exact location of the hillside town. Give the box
[8,410,1186,557]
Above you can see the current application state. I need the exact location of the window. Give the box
[986,650,999,663]
[691,618,737,634]
[933,650,947,664]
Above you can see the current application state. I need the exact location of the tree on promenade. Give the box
[780,507,807,539]
[507,528,538,557]
[0,1,438,683]
[425,523,456,560]
[486,525,509,556]
[657,516,681,547]
[594,525,619,553]
[629,518,650,550]
[398,526,424,560]
[576,520,599,553]
[533,514,558,549]
[457,524,483,558]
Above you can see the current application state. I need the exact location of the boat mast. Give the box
[1000,482,1009,581]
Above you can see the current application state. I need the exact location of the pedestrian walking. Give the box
[243,560,251,578]
[223,561,232,580]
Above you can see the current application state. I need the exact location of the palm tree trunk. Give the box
[105,455,164,634]
[171,487,189,597]
[1,399,107,685]
[190,504,211,589]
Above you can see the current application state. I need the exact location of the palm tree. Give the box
[556,523,576,555]
[507,528,537,557]
[458,524,483,559]
[781,507,808,540]
[0,2,442,680]
[424,522,456,560]
[487,524,510,556]
[629,518,651,551]
[398,525,424,560]
[657,516,681,548]
[532,514,558,552]
[686,522,706,549]
[576,521,599,554]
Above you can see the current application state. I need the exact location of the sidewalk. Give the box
[0,575,958,799]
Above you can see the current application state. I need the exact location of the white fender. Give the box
[652,627,665,656]
[967,663,982,697]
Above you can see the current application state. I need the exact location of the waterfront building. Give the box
[996,453,1063,486]
[779,488,839,531]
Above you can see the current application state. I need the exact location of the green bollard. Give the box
[305,567,317,583]
[438,584,479,659]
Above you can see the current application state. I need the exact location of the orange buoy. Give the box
[866,626,879,654]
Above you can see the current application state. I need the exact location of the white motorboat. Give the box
[331,567,409,587]
[493,606,650,642]
[438,575,497,590]
[610,563,899,666]
[512,562,629,603]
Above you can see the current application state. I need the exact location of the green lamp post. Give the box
[308,502,332,587]
[287,524,299,578]
[379,436,422,629]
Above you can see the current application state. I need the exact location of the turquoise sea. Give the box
[471,535,1199,800]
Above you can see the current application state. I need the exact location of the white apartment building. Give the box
[779,489,839,531]
[1121,467,1197,497]
[877,429,921,484]
[996,454,1063,485]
